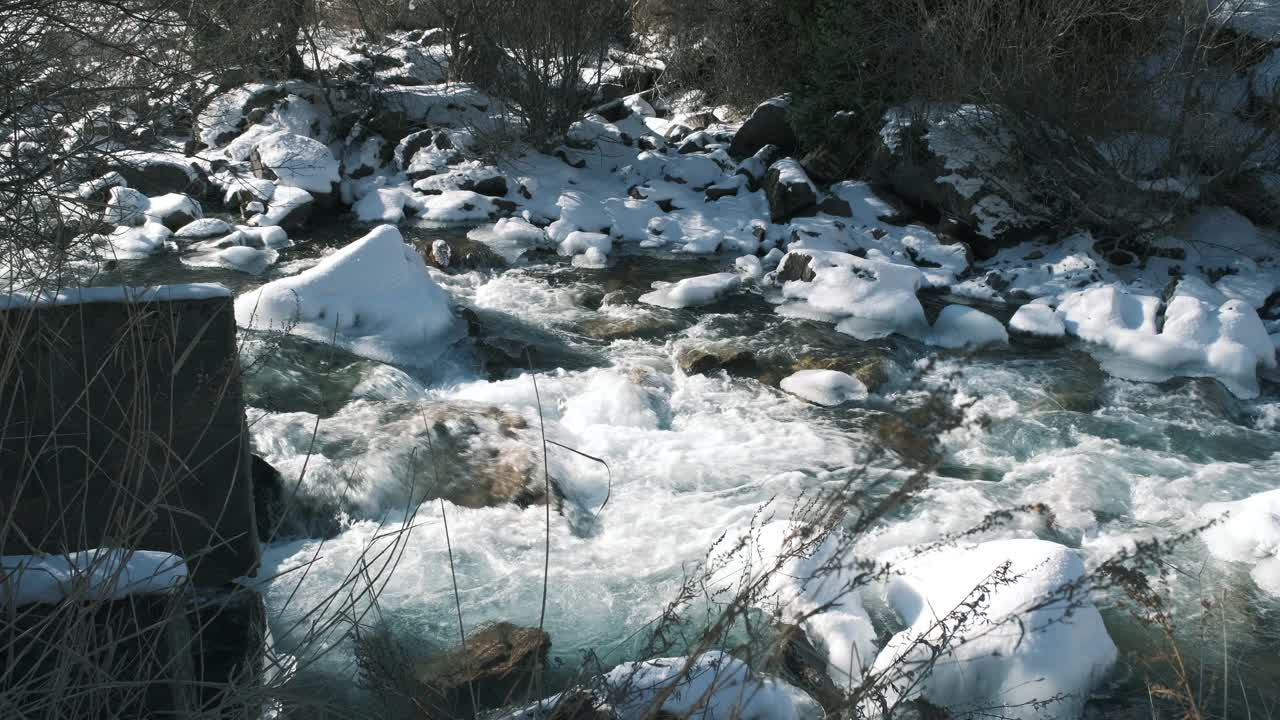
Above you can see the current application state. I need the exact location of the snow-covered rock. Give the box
[1009,302,1066,338]
[764,159,817,222]
[148,193,202,230]
[105,186,149,227]
[1,550,187,607]
[257,186,314,228]
[774,250,929,341]
[174,218,234,240]
[407,190,494,223]
[252,131,340,193]
[99,222,172,259]
[1200,489,1280,596]
[639,272,741,309]
[354,187,407,224]
[781,370,868,406]
[1058,284,1275,398]
[604,652,812,720]
[927,305,1009,349]
[198,82,275,148]
[718,522,876,684]
[234,225,463,366]
[183,245,279,274]
[558,230,612,264]
[501,651,817,720]
[871,539,1116,719]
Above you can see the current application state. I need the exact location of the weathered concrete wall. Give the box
[0,294,259,585]
[0,592,197,717]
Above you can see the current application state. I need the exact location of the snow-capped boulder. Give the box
[353,187,407,224]
[501,652,816,720]
[773,250,928,341]
[98,222,172,259]
[148,193,202,230]
[1200,489,1280,596]
[174,218,234,240]
[1057,284,1276,398]
[110,153,205,196]
[764,159,818,222]
[257,186,314,228]
[717,522,876,684]
[871,539,1117,719]
[182,244,279,274]
[558,231,612,266]
[105,186,149,227]
[251,131,340,194]
[639,272,742,309]
[405,191,495,223]
[197,83,285,148]
[1009,302,1066,338]
[735,144,781,191]
[927,305,1009,349]
[234,225,463,366]
[780,369,868,406]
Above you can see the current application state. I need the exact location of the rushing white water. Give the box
[192,228,1280,714]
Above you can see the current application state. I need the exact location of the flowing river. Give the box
[95,219,1280,718]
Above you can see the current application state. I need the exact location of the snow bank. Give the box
[719,522,877,684]
[774,250,928,341]
[1058,284,1276,398]
[780,369,868,406]
[1200,489,1280,596]
[639,272,741,309]
[234,225,463,366]
[870,539,1116,719]
[1,550,187,607]
[254,131,339,193]
[927,305,1009,349]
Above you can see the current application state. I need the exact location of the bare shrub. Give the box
[643,0,1280,239]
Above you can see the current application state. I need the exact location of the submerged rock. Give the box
[418,235,507,272]
[676,343,759,377]
[417,623,550,712]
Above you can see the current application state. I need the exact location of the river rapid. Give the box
[98,218,1280,718]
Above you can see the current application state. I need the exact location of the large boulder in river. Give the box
[764,159,818,222]
[729,96,798,160]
